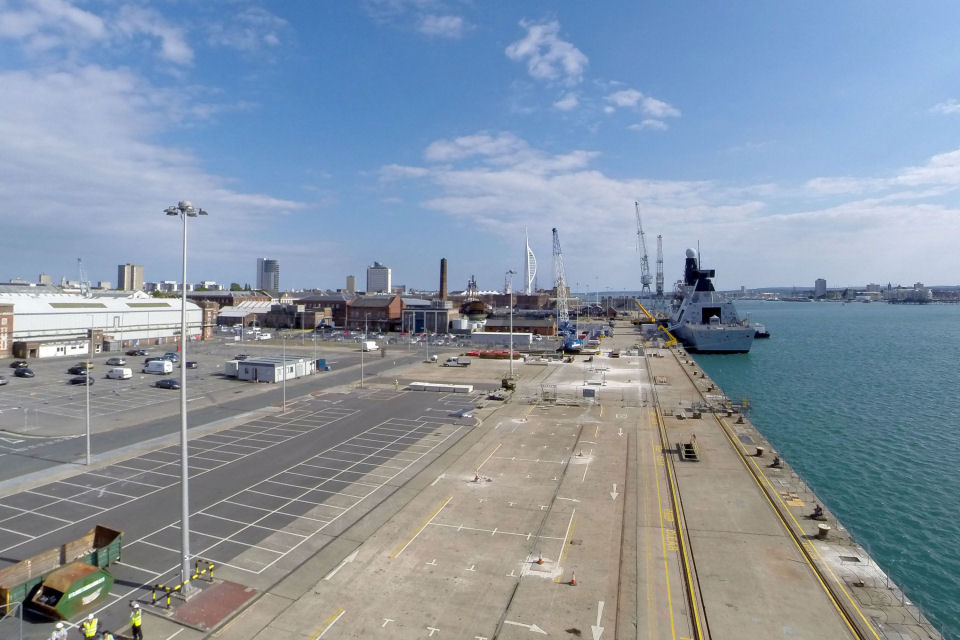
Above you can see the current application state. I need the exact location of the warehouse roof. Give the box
[0,292,196,315]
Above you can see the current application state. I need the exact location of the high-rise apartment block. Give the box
[815,278,827,298]
[346,275,356,294]
[257,258,280,291]
[366,262,391,293]
[117,264,144,291]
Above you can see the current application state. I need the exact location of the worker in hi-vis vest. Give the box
[50,621,67,640]
[130,602,143,640]
[80,614,98,638]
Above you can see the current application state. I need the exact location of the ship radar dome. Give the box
[686,248,697,258]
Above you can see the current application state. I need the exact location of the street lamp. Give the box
[506,270,516,379]
[281,332,287,413]
[165,199,207,588]
[85,315,92,465]
[360,312,370,389]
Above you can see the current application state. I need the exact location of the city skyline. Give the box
[2,3,960,290]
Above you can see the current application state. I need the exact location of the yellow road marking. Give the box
[475,443,502,472]
[653,408,678,640]
[311,607,345,639]
[716,415,877,640]
[390,496,452,558]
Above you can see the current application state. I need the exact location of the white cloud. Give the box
[606,88,680,118]
[113,5,193,65]
[207,7,289,52]
[380,133,960,286]
[0,0,106,52]
[505,19,588,85]
[0,64,304,280]
[607,89,642,107]
[894,148,960,187]
[554,92,579,111]
[930,99,960,115]
[641,96,680,118]
[629,119,668,131]
[424,132,527,163]
[805,176,886,195]
[417,14,464,38]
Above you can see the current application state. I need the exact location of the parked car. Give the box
[69,376,94,386]
[185,361,198,369]
[67,365,89,375]
[0,375,7,386]
[162,352,180,362]
[144,356,163,364]
[9,360,28,368]
[75,361,95,369]
[105,357,126,366]
[234,354,249,360]
[126,349,148,356]
[155,378,180,390]
[14,368,35,378]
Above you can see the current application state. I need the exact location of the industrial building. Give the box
[224,355,315,383]
[400,299,459,333]
[0,288,211,358]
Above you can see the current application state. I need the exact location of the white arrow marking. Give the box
[323,550,359,580]
[382,619,394,628]
[430,473,446,486]
[427,627,439,636]
[591,600,605,639]
[503,621,547,634]
[618,427,623,437]
[610,484,619,500]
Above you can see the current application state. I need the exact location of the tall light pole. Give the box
[85,315,92,465]
[506,270,516,379]
[360,312,370,389]
[165,199,207,588]
[281,332,287,413]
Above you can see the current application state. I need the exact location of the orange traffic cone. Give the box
[570,571,577,586]
[537,553,543,565]
[474,472,480,482]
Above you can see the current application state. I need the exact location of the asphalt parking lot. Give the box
[0,334,364,433]
[0,388,483,640]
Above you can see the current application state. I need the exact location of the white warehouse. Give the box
[0,289,204,359]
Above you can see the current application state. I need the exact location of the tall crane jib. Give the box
[634,202,652,298]
[656,234,664,298]
[551,228,569,326]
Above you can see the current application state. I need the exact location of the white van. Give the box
[106,367,132,380]
[361,340,379,352]
[143,360,173,374]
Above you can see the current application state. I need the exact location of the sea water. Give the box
[693,300,960,638]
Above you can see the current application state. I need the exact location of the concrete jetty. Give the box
[205,320,941,640]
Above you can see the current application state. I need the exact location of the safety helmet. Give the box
[133,603,139,609]
[56,622,64,629]
[88,614,94,620]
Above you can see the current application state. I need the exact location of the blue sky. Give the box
[2,1,960,292]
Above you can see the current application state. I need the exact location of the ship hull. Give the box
[673,325,754,353]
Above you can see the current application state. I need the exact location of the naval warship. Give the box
[668,249,754,353]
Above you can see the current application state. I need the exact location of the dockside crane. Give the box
[77,257,91,297]
[552,228,569,325]
[634,201,653,298]
[656,234,664,299]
